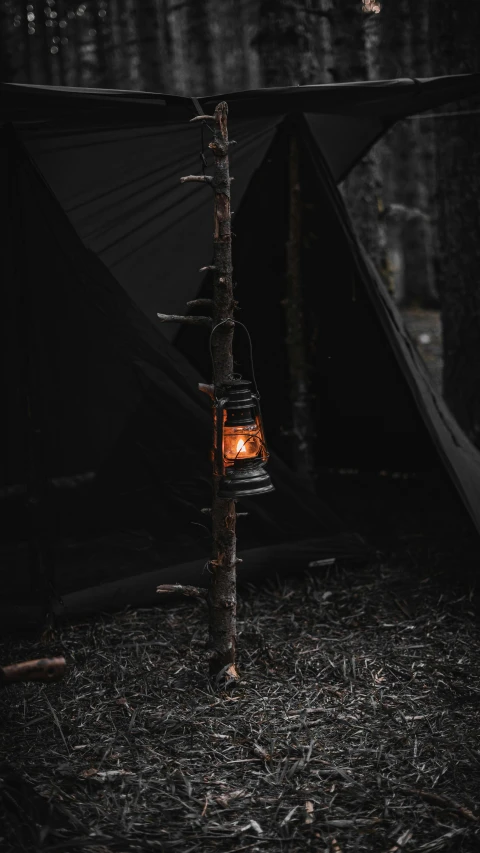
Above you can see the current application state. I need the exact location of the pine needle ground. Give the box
[1,550,480,853]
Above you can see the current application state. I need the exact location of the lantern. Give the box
[214,379,274,499]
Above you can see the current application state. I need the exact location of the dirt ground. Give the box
[1,549,479,853]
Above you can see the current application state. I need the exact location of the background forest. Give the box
[1,0,480,447]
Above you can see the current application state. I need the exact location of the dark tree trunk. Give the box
[94,0,110,87]
[208,103,238,683]
[255,3,322,476]
[206,1,240,93]
[285,133,316,488]
[33,1,52,85]
[109,0,130,88]
[409,0,438,303]
[45,0,60,86]
[74,5,96,87]
[0,4,13,82]
[310,0,334,85]
[404,0,437,307]
[334,0,387,278]
[120,0,141,89]
[157,104,239,682]
[136,0,169,92]
[256,0,305,87]
[331,0,368,79]
[376,0,412,302]
[186,0,214,95]
[378,0,436,307]
[69,8,83,87]
[21,5,33,82]
[240,0,261,89]
[167,0,188,95]
[55,0,67,87]
[428,1,480,446]
[256,0,332,87]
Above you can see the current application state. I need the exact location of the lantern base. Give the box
[217,463,275,499]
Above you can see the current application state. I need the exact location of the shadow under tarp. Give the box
[176,116,480,548]
[0,127,367,634]
[2,536,368,633]
[2,75,480,634]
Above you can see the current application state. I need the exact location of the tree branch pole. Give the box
[158,102,239,683]
[207,102,238,683]
[284,132,316,489]
[0,657,65,687]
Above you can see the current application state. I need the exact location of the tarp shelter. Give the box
[2,74,480,630]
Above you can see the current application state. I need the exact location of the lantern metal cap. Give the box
[217,379,256,405]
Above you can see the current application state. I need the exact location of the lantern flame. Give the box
[223,427,262,462]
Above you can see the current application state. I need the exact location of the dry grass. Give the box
[1,554,480,853]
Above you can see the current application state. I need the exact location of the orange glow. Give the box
[224,426,261,462]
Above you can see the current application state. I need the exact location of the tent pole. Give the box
[207,101,238,683]
[8,136,56,629]
[157,101,239,684]
[284,130,316,489]
[25,392,55,624]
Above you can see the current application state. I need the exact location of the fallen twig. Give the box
[156,584,208,599]
[0,657,66,686]
[401,787,478,823]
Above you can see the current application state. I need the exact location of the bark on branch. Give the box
[180,175,213,185]
[156,313,212,327]
[174,99,239,687]
[156,584,208,599]
[208,101,239,684]
[198,383,215,398]
[0,657,66,686]
[187,298,213,308]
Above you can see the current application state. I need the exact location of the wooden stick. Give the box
[0,657,66,686]
[208,101,239,684]
[284,131,315,489]
[180,175,213,186]
[156,313,212,327]
[187,298,213,308]
[198,383,215,399]
[176,101,239,685]
[157,584,208,599]
[401,786,478,823]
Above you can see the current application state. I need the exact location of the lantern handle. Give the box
[209,319,260,398]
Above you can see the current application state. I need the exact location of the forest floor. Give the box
[0,308,475,853]
[1,546,480,853]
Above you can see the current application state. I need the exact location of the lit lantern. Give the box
[214,379,274,499]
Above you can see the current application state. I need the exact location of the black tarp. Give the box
[0,124,366,628]
[175,113,480,539]
[3,75,480,339]
[2,75,480,627]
